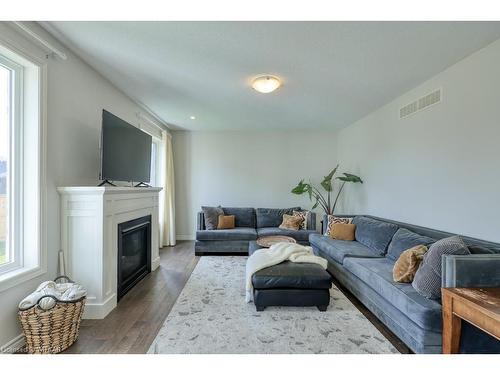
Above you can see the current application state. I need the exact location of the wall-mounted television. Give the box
[99,110,152,184]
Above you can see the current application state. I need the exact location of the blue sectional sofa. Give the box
[310,215,500,354]
[195,207,318,255]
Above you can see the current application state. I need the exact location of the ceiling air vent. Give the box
[399,89,441,119]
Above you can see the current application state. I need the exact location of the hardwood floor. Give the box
[66,241,410,354]
[65,241,198,354]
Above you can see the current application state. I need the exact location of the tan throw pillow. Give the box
[279,214,302,231]
[393,245,428,283]
[329,223,356,241]
[217,215,235,230]
[292,210,310,230]
[324,215,352,236]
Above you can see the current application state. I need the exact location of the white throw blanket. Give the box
[19,280,87,310]
[245,242,328,302]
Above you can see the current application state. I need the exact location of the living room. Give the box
[1,1,500,373]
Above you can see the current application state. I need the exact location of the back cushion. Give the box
[256,207,301,228]
[386,228,435,261]
[352,216,398,256]
[221,207,256,227]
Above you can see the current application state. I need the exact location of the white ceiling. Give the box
[43,21,500,131]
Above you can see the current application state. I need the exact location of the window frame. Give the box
[0,37,47,292]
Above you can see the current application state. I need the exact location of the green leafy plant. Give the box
[291,165,363,214]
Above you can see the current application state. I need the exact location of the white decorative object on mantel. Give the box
[57,186,162,319]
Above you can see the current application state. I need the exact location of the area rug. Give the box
[148,256,398,354]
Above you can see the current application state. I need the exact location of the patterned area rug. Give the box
[148,256,398,354]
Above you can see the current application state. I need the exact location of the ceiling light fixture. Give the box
[251,75,282,94]
[190,116,196,120]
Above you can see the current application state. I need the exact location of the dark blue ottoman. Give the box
[248,241,332,311]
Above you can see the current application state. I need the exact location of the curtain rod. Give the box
[13,22,67,60]
[137,112,170,132]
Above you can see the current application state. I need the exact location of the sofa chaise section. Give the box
[311,214,500,353]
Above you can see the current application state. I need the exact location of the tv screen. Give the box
[100,110,152,183]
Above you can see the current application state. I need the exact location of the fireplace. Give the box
[117,215,152,301]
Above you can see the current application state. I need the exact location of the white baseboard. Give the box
[1,334,25,354]
[152,256,161,271]
[82,294,117,319]
[176,234,195,241]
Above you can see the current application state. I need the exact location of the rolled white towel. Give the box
[62,285,87,301]
[35,280,56,292]
[19,290,57,310]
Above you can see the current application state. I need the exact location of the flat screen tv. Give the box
[99,110,152,183]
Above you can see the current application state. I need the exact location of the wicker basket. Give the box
[18,276,86,354]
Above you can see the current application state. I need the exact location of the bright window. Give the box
[0,64,8,266]
[0,43,45,290]
[0,55,20,273]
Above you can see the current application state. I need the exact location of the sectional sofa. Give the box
[195,207,317,255]
[310,215,500,354]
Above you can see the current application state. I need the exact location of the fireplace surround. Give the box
[58,186,162,319]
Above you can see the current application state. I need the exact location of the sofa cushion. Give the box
[352,216,399,256]
[196,227,257,241]
[221,207,256,228]
[343,257,443,332]
[257,227,316,243]
[412,236,470,300]
[309,233,382,264]
[387,228,435,261]
[256,207,301,228]
[252,261,332,289]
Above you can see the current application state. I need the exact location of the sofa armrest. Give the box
[197,211,205,230]
[442,254,500,288]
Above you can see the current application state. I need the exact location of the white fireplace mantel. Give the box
[57,186,162,319]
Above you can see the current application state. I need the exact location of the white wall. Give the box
[337,38,500,242]
[173,130,339,238]
[0,22,158,349]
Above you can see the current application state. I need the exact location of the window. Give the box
[149,138,162,187]
[0,42,45,290]
[0,54,21,273]
[0,65,8,267]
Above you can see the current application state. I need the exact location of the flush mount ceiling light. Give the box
[190,116,196,120]
[251,75,282,94]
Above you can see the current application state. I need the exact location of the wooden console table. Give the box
[441,287,500,354]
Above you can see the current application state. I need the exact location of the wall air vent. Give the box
[399,89,441,119]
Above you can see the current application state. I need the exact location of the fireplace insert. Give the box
[117,215,151,301]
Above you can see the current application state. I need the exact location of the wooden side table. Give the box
[441,287,500,354]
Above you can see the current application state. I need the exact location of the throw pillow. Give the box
[393,245,428,283]
[217,215,235,230]
[329,223,356,241]
[324,215,352,236]
[202,206,223,230]
[412,236,470,299]
[293,210,310,230]
[279,214,303,231]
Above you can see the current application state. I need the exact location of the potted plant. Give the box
[291,164,362,215]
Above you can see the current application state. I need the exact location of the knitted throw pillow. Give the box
[412,236,470,299]
[202,206,223,230]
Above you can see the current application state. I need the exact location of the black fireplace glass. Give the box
[117,215,151,301]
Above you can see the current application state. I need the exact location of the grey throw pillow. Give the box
[412,236,470,299]
[202,206,223,230]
